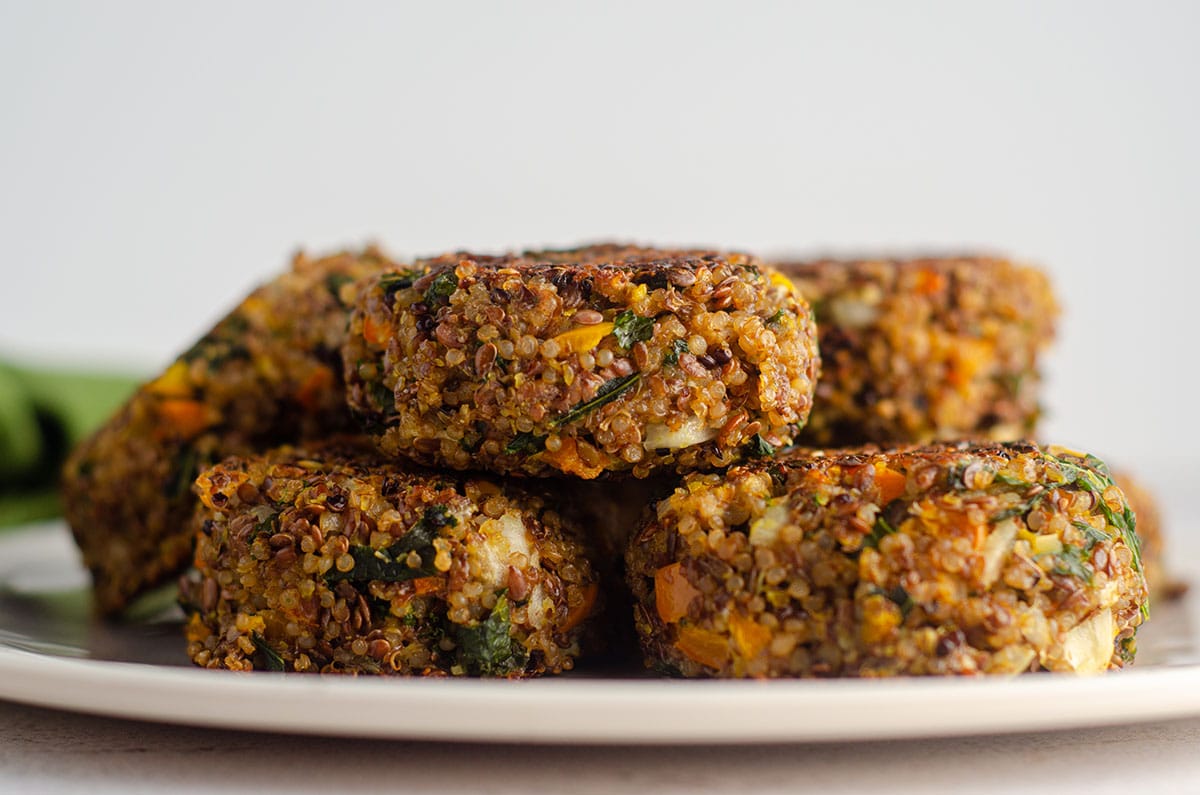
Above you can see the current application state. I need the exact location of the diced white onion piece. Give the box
[642,417,719,451]
[980,519,1018,587]
[987,645,1037,676]
[474,512,534,589]
[828,297,879,328]
[1061,610,1116,674]
[749,500,790,547]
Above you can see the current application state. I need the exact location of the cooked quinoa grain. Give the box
[627,441,1148,677]
[181,438,601,676]
[778,256,1058,446]
[344,245,819,479]
[62,248,396,614]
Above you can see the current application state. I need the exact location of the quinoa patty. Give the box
[344,245,820,479]
[181,438,601,676]
[62,248,396,614]
[778,256,1058,446]
[627,441,1148,677]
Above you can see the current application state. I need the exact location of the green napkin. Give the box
[0,361,141,527]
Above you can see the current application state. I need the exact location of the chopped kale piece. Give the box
[370,381,393,411]
[455,593,528,676]
[612,310,654,349]
[504,432,546,455]
[424,270,459,306]
[325,506,455,584]
[251,632,286,672]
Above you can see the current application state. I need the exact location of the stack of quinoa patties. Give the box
[62,246,1157,679]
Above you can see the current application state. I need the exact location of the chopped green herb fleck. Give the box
[168,447,200,499]
[993,472,1031,488]
[612,310,654,349]
[424,270,459,305]
[378,270,420,297]
[325,273,356,305]
[455,593,528,676]
[552,373,641,428]
[664,339,689,366]
[252,513,277,539]
[887,586,915,619]
[504,432,546,455]
[990,492,1046,523]
[864,516,897,549]
[1047,451,1145,616]
[1072,520,1110,550]
[251,632,286,672]
[747,434,775,458]
[1052,544,1094,584]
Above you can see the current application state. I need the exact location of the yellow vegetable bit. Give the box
[769,271,797,293]
[551,322,614,354]
[147,361,194,398]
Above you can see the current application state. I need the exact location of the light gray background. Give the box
[2,1,1197,497]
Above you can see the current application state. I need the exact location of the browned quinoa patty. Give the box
[626,441,1148,678]
[777,256,1058,446]
[62,248,396,614]
[344,245,820,479]
[181,438,601,676]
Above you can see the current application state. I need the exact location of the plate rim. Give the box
[2,521,1197,745]
[2,645,1200,744]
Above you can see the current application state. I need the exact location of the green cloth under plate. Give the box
[0,361,140,527]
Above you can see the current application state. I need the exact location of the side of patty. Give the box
[1114,470,1185,600]
[181,438,601,677]
[626,441,1147,677]
[344,245,820,479]
[61,248,395,614]
[778,256,1058,446]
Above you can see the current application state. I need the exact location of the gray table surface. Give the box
[2,699,1198,794]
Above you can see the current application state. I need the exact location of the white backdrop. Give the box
[2,1,1197,498]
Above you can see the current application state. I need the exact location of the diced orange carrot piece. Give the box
[562,583,599,632]
[729,612,771,660]
[410,577,444,597]
[156,399,212,440]
[363,314,391,346]
[874,467,907,505]
[676,626,730,670]
[655,562,701,624]
[915,268,947,295]
[295,365,334,411]
[540,437,607,479]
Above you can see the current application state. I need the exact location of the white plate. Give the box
[0,521,1196,745]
